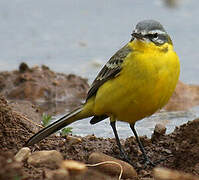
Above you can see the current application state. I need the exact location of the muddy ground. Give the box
[0,63,89,115]
[1,64,199,179]
[1,94,199,179]
[1,63,199,115]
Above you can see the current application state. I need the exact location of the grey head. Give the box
[131,19,172,45]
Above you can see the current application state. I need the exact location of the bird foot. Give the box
[143,158,155,168]
[119,151,136,167]
[142,156,167,168]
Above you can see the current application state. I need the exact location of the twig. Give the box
[86,161,123,180]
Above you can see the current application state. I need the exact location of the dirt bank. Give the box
[1,63,199,117]
[1,95,199,179]
[1,64,199,179]
[0,63,89,115]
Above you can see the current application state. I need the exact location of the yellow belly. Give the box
[93,43,180,123]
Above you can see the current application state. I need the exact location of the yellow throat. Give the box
[94,38,180,123]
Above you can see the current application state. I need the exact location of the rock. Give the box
[27,150,63,169]
[19,62,30,73]
[154,124,166,135]
[151,124,166,141]
[153,167,199,180]
[66,135,82,145]
[60,160,87,176]
[51,169,69,180]
[52,80,60,86]
[151,124,167,140]
[140,169,150,177]
[88,152,137,179]
[14,147,31,162]
[44,169,69,180]
[0,152,23,180]
[80,169,115,180]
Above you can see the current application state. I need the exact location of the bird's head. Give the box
[130,20,173,50]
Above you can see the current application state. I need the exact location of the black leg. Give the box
[110,121,132,164]
[130,123,155,166]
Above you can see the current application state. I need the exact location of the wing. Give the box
[86,44,132,100]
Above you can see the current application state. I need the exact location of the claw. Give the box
[142,156,167,168]
[143,157,155,168]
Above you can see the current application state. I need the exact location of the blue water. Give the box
[0,0,199,137]
[54,109,198,138]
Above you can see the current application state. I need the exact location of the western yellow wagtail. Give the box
[26,20,180,166]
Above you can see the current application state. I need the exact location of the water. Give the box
[55,108,198,138]
[0,0,199,137]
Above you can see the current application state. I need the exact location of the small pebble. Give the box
[88,152,137,179]
[66,135,82,145]
[19,62,29,73]
[52,80,60,86]
[163,149,172,154]
[60,160,87,175]
[45,169,69,180]
[154,167,199,180]
[154,124,166,135]
[140,170,149,176]
[14,147,31,162]
[27,150,63,169]
[87,134,97,141]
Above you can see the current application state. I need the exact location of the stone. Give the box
[14,147,31,162]
[153,167,199,180]
[60,160,87,175]
[27,150,63,169]
[152,124,167,141]
[154,124,166,135]
[88,152,137,179]
[19,62,30,73]
[44,169,69,180]
[66,135,82,145]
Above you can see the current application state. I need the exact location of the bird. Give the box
[26,19,180,166]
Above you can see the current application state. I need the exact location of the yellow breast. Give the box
[94,40,180,123]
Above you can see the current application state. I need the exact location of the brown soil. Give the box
[1,63,199,117]
[1,95,199,180]
[0,63,89,115]
[1,64,199,179]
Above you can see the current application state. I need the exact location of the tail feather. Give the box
[90,115,108,124]
[25,106,84,146]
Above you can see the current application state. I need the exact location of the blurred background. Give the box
[0,0,199,84]
[0,0,199,137]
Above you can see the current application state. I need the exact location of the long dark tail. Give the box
[25,106,85,146]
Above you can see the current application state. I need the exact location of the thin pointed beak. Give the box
[131,32,145,40]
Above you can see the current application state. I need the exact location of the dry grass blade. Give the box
[86,161,123,180]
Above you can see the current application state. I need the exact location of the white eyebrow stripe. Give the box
[134,29,166,36]
[148,29,166,34]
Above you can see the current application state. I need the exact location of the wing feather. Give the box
[86,45,131,100]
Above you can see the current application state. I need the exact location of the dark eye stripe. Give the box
[145,33,158,39]
[144,33,169,45]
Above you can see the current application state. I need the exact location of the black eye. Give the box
[145,33,158,39]
[153,33,158,38]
